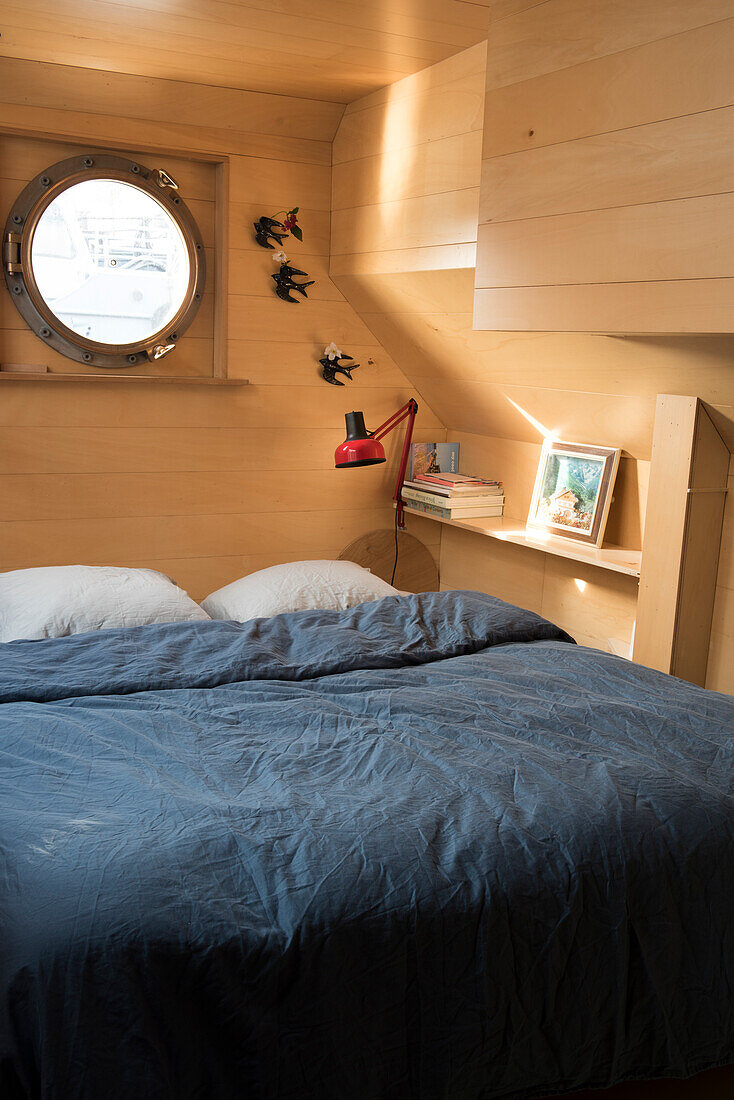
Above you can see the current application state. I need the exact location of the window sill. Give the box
[0,372,249,385]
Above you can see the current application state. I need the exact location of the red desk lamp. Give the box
[334,399,418,528]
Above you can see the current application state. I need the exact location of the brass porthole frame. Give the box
[3,152,206,369]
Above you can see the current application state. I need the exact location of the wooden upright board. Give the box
[634,395,729,685]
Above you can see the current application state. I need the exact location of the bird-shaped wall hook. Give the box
[253,216,287,249]
[319,342,360,385]
[272,262,315,303]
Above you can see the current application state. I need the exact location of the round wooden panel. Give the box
[339,529,439,592]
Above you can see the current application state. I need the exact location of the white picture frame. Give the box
[527,440,621,547]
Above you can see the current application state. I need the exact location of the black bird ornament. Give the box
[320,343,360,386]
[253,216,287,249]
[272,262,315,303]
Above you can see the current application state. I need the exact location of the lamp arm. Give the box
[368,398,418,530]
[372,399,417,442]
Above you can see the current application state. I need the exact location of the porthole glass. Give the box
[32,179,190,344]
[4,153,206,368]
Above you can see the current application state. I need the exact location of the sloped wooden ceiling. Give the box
[0,0,491,104]
[330,23,734,691]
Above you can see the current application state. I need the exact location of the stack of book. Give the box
[401,472,504,520]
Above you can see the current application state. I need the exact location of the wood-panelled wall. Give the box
[474,0,734,333]
[438,430,641,656]
[0,58,443,601]
[331,41,734,692]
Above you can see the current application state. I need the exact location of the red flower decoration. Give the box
[268,206,302,242]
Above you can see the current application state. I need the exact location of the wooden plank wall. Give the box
[0,58,444,601]
[474,0,734,333]
[330,40,734,690]
[437,430,642,656]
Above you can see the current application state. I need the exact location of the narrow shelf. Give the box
[403,507,641,578]
[0,372,249,385]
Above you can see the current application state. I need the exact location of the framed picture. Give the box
[527,440,621,547]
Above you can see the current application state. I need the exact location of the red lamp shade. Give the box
[334,399,418,529]
[334,411,386,468]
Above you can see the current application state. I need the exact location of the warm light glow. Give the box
[505,396,556,441]
[493,525,528,540]
[523,526,551,544]
[574,578,587,593]
[377,86,419,205]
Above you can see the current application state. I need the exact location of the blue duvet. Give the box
[0,591,732,1099]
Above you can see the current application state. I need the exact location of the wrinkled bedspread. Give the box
[0,591,732,1100]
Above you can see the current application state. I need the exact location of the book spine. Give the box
[403,501,455,518]
[402,487,453,506]
[403,481,452,496]
[449,508,504,517]
[418,472,500,484]
[403,500,504,519]
[403,487,504,506]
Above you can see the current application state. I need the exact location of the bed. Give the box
[0,590,732,1098]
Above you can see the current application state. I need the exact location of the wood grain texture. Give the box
[439,521,639,652]
[0,99,334,166]
[440,524,544,613]
[481,19,734,161]
[0,63,445,598]
[484,0,734,91]
[0,2,490,105]
[479,107,734,225]
[674,449,729,683]
[473,281,734,335]
[486,0,553,23]
[336,40,486,117]
[475,193,734,288]
[332,189,481,257]
[339,529,440,591]
[332,130,482,212]
[475,3,734,335]
[0,506,440,576]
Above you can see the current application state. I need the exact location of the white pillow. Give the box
[202,560,399,623]
[0,565,209,643]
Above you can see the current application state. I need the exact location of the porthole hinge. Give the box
[155,169,179,190]
[4,233,22,274]
[147,343,176,361]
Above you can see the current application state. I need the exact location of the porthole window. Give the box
[3,153,206,368]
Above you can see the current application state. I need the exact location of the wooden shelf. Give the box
[0,372,249,385]
[402,507,642,577]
